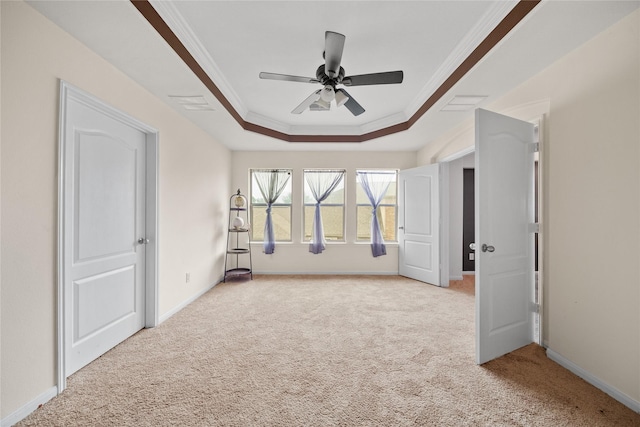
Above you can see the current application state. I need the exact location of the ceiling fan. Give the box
[259,31,404,116]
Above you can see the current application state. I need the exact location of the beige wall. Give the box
[2,0,639,420]
[1,1,230,418]
[419,10,640,403]
[231,151,417,274]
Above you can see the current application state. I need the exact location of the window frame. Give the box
[249,168,293,243]
[302,168,346,243]
[355,169,398,243]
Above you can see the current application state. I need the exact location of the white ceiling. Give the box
[153,0,512,135]
[27,0,640,151]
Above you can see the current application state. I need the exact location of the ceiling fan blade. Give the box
[342,71,404,86]
[324,31,345,78]
[259,72,319,84]
[291,89,322,114]
[337,89,364,116]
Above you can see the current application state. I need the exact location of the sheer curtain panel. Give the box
[357,171,394,257]
[254,170,291,254]
[305,170,345,254]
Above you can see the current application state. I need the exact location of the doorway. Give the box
[441,113,544,354]
[57,81,159,392]
[462,169,475,272]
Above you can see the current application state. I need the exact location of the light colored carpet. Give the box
[19,275,640,426]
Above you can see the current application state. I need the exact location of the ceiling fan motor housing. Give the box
[316,64,345,87]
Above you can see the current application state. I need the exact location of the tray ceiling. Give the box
[26,0,640,150]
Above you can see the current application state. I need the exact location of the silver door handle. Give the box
[481,244,495,253]
[469,243,476,251]
[138,238,150,244]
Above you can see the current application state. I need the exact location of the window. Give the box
[250,169,292,242]
[303,169,345,242]
[356,170,397,242]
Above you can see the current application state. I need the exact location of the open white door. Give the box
[398,164,440,286]
[475,108,536,364]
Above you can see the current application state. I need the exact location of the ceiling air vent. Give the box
[168,95,215,111]
[440,95,487,112]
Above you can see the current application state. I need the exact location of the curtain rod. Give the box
[252,169,291,173]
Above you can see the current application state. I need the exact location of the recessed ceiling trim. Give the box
[404,0,515,119]
[131,0,541,143]
[150,0,248,118]
[406,0,540,128]
[359,112,412,135]
[130,0,245,126]
[244,111,293,135]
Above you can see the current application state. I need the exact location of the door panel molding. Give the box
[57,81,158,393]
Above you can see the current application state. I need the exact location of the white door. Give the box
[475,108,536,364]
[398,164,440,285]
[63,95,147,375]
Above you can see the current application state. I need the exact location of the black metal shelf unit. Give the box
[224,190,252,282]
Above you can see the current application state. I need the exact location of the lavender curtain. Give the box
[357,171,394,257]
[305,170,345,254]
[254,170,291,254]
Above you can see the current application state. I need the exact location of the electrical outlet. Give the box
[186,273,191,283]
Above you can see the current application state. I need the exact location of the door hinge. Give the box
[530,302,540,313]
[531,142,540,153]
[529,223,540,233]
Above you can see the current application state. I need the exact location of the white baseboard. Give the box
[1,386,58,427]
[252,271,399,276]
[449,275,464,281]
[546,348,640,414]
[159,281,219,324]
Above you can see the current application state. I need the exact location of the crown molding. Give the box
[149,0,248,118]
[405,1,516,118]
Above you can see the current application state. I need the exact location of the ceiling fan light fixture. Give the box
[310,99,331,111]
[320,85,335,103]
[335,90,349,107]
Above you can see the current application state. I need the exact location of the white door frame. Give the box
[56,81,159,392]
[439,162,450,287]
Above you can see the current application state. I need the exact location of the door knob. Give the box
[138,238,150,245]
[481,244,495,253]
[469,243,476,251]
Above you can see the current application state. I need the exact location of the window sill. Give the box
[354,241,398,245]
[250,241,398,246]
